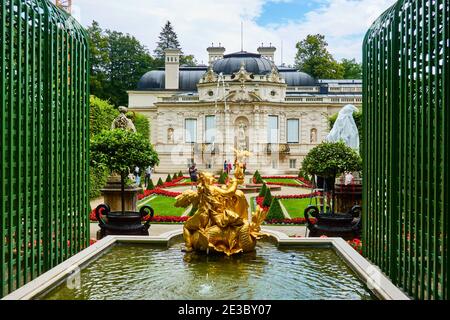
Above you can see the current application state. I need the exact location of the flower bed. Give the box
[253,176,313,188]
[263,217,316,225]
[256,192,321,211]
[142,215,189,223]
[347,238,362,254]
[137,188,182,201]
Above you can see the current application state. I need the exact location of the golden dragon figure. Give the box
[175,161,267,256]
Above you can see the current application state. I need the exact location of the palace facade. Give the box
[128,45,362,174]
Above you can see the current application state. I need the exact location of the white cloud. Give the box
[73,0,397,66]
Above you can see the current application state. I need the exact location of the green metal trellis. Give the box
[0,0,90,297]
[363,0,449,299]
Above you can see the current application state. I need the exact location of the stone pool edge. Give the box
[2,229,409,301]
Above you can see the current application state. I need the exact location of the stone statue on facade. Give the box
[237,121,248,150]
[111,106,137,133]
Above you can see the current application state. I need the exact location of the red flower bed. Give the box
[264,217,315,225]
[253,176,313,188]
[137,188,182,201]
[347,238,362,254]
[255,192,321,211]
[142,215,189,223]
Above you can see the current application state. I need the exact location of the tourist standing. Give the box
[223,160,228,174]
[144,166,153,187]
[227,161,232,174]
[189,163,198,189]
[134,166,141,186]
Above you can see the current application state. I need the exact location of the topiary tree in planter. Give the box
[146,179,155,191]
[90,129,159,214]
[178,170,183,178]
[157,177,164,187]
[218,171,227,184]
[266,198,285,220]
[302,141,362,213]
[259,183,267,197]
[166,174,172,183]
[262,187,273,208]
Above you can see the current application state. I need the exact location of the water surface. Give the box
[41,242,375,300]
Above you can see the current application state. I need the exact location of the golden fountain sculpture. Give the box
[175,150,267,256]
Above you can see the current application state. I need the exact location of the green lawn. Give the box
[280,198,318,218]
[138,195,186,216]
[263,178,302,185]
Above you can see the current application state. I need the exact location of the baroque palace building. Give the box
[128,45,362,174]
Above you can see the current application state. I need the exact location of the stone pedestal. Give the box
[101,175,142,213]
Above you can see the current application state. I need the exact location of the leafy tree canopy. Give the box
[90,95,119,137]
[341,58,362,79]
[295,34,344,79]
[302,141,362,178]
[90,129,159,177]
[87,21,158,106]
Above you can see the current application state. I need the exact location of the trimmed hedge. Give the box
[146,179,155,190]
[262,188,273,208]
[259,183,267,197]
[266,198,285,220]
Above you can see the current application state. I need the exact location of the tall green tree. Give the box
[341,58,362,79]
[154,21,182,59]
[105,30,157,106]
[294,34,344,79]
[87,21,110,100]
[154,21,197,66]
[86,22,158,106]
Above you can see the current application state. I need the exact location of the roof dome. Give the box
[137,66,207,91]
[212,51,275,75]
[278,69,317,86]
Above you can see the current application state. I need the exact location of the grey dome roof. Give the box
[212,51,275,75]
[137,67,207,91]
[279,70,316,86]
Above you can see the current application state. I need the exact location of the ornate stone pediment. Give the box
[233,62,253,83]
[202,67,218,83]
[226,90,262,103]
[267,66,282,83]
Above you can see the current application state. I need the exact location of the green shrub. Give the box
[166,174,172,182]
[146,179,155,190]
[266,198,285,220]
[302,141,362,179]
[179,170,183,177]
[90,96,119,138]
[157,177,164,187]
[253,170,260,179]
[256,176,264,184]
[89,166,109,199]
[173,172,178,179]
[218,172,225,184]
[259,183,268,197]
[298,167,312,181]
[262,188,273,208]
[126,111,150,142]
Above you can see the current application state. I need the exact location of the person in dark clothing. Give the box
[189,163,198,189]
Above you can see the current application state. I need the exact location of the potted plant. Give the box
[90,129,159,237]
[301,141,362,239]
[302,141,361,213]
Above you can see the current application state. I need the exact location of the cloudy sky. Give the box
[71,0,397,66]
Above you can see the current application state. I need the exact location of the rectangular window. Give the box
[267,115,279,143]
[185,119,197,143]
[205,115,216,143]
[287,119,299,143]
[289,159,297,169]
